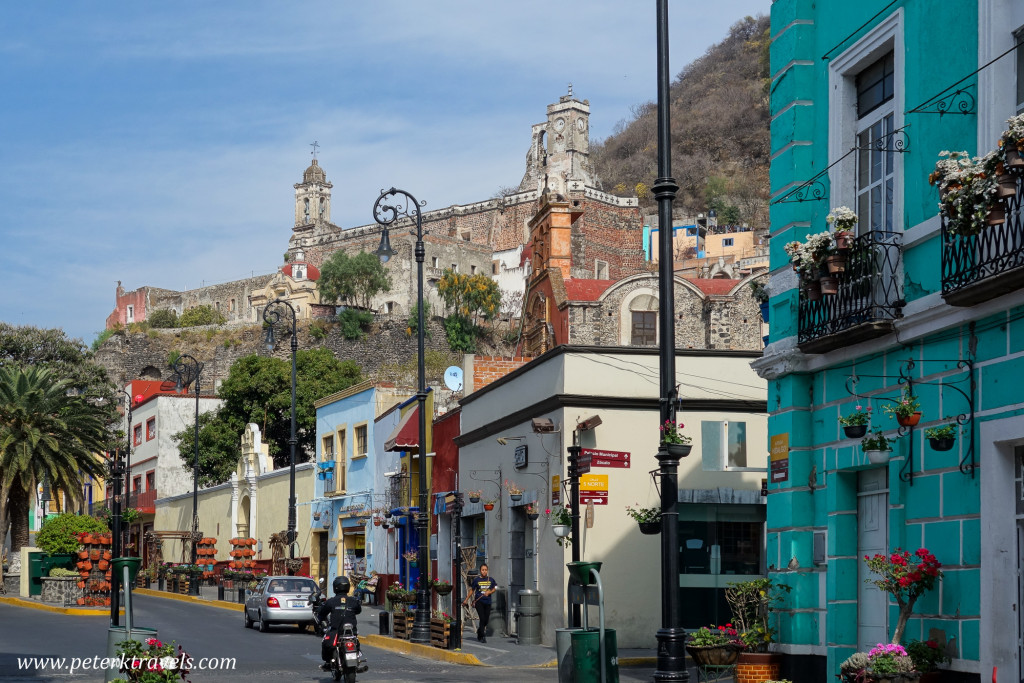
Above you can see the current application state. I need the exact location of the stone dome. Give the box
[303,159,326,184]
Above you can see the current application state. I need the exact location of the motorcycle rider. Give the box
[317,576,368,673]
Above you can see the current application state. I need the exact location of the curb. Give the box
[361,634,485,666]
[0,596,124,617]
[134,588,244,612]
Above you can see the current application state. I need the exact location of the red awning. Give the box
[385,406,421,452]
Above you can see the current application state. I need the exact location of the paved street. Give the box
[0,595,663,682]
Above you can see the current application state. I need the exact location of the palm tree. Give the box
[0,365,108,562]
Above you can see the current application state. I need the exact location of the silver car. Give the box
[243,576,319,632]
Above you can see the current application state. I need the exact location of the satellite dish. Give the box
[443,366,464,392]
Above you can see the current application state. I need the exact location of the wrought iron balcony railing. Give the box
[941,174,1024,306]
[798,230,904,353]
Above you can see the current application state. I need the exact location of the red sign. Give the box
[582,449,630,460]
[579,494,608,505]
[592,457,629,468]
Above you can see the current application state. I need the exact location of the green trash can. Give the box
[570,627,618,683]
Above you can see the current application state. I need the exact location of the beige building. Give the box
[451,345,768,648]
[154,424,315,565]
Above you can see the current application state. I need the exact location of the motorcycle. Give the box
[322,622,363,682]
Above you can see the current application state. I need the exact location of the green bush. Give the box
[178,305,226,327]
[91,328,116,351]
[36,513,109,555]
[407,302,432,338]
[444,314,480,353]
[49,567,80,577]
[337,308,373,340]
[309,319,330,340]
[147,308,178,328]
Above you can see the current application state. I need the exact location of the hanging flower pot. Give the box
[78,550,89,560]
[89,550,100,561]
[929,437,955,452]
[897,411,922,427]
[552,525,571,538]
[98,560,109,571]
[384,510,393,518]
[804,280,822,302]
[843,425,868,439]
[998,173,1018,198]
[373,518,381,527]
[527,512,539,521]
[483,503,495,511]
[825,253,847,273]
[819,276,839,295]
[664,443,692,457]
[638,521,661,535]
[313,512,321,521]
[987,205,1006,225]
[469,496,480,504]
[382,522,390,529]
[865,449,892,464]
[102,551,112,561]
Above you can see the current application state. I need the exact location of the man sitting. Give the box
[353,572,379,606]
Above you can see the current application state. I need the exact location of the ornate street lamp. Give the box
[110,388,134,625]
[372,187,431,644]
[653,1,687,681]
[170,354,204,570]
[263,298,299,570]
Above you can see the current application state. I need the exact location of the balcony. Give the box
[941,177,1024,306]
[798,230,904,353]
[127,489,157,514]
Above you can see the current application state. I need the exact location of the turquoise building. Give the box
[759,2,1024,681]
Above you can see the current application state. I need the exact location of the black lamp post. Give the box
[263,298,299,571]
[171,354,204,568]
[116,388,134,555]
[653,1,687,681]
[109,388,133,625]
[372,187,431,644]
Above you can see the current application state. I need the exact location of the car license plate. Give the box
[290,600,304,608]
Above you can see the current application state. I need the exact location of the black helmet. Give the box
[332,576,350,595]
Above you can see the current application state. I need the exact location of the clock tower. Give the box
[519,87,596,195]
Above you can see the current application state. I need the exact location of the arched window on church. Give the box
[319,198,326,219]
[629,294,658,346]
[304,198,310,223]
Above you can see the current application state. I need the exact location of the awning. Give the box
[384,406,421,452]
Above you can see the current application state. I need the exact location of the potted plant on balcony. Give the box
[882,387,921,426]
[660,419,692,456]
[924,421,958,452]
[932,150,1004,236]
[999,112,1024,169]
[625,504,661,535]
[483,500,495,511]
[838,404,872,439]
[827,206,857,250]
[861,430,893,464]
[431,578,452,596]
[467,490,482,504]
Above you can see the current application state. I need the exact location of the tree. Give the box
[0,366,110,561]
[147,309,178,329]
[172,349,362,481]
[436,271,501,324]
[318,250,393,311]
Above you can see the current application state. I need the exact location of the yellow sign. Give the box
[770,433,790,462]
[580,474,609,491]
[551,475,561,507]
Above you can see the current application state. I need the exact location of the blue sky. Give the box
[0,1,769,345]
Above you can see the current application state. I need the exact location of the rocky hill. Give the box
[591,15,771,227]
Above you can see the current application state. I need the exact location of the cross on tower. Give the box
[310,141,320,160]
[567,83,573,97]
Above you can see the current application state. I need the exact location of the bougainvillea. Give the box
[864,548,943,643]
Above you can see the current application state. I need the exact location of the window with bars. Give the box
[855,52,895,235]
[630,311,657,346]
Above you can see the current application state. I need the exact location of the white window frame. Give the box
[700,420,761,473]
[353,423,368,459]
[595,259,609,279]
[828,10,904,235]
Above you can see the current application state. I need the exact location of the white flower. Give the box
[160,656,179,670]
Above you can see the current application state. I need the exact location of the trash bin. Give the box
[379,611,391,636]
[570,627,618,683]
[517,589,542,645]
[556,628,583,683]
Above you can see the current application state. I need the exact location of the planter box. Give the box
[40,577,79,605]
[392,613,414,640]
[735,652,782,683]
[430,618,450,649]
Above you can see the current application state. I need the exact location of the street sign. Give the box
[514,444,528,469]
[582,448,630,469]
[576,454,592,475]
[579,493,608,505]
[580,474,608,491]
[551,475,560,507]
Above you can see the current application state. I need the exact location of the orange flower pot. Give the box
[89,550,100,561]
[897,411,922,427]
[78,550,89,560]
[484,503,495,511]
[102,550,112,560]
[77,598,86,606]
[77,581,86,589]
[98,560,109,571]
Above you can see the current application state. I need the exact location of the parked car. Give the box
[243,575,319,632]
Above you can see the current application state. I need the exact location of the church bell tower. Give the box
[294,152,332,227]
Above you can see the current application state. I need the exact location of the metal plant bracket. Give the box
[907,87,976,117]
[855,125,910,153]
[844,358,976,485]
[771,146,857,205]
